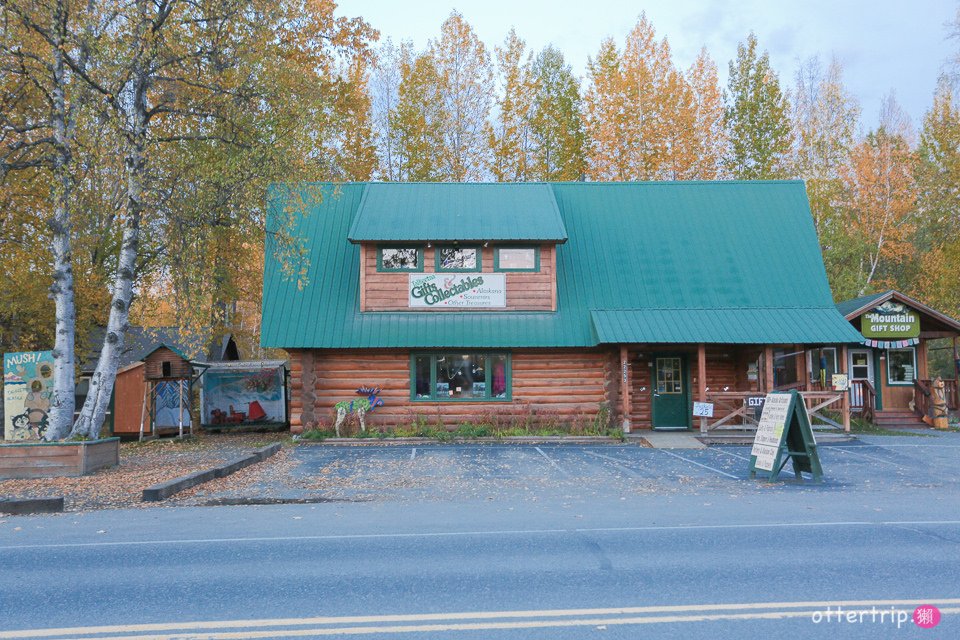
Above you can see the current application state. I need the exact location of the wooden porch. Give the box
[617,343,852,434]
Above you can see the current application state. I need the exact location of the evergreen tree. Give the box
[724,33,793,179]
[528,45,586,181]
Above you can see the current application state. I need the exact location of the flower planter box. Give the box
[0,438,120,479]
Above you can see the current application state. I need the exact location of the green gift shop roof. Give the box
[347,182,568,243]
[261,181,864,349]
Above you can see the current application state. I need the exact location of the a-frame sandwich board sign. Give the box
[749,390,823,482]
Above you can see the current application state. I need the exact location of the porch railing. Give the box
[914,378,959,420]
[849,380,876,423]
[701,390,846,433]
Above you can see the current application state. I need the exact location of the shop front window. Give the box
[495,247,539,272]
[378,246,422,271]
[411,353,510,401]
[887,348,916,385]
[437,246,480,272]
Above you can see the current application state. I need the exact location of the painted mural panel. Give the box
[201,365,286,427]
[3,351,55,441]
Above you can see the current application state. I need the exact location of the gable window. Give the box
[411,353,510,401]
[495,247,539,272]
[378,246,423,272]
[886,348,916,385]
[436,246,480,272]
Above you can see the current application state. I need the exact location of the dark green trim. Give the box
[376,244,424,273]
[873,349,884,410]
[494,246,540,272]
[409,352,512,402]
[435,245,482,272]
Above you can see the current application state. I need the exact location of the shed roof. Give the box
[262,181,862,348]
[347,182,568,243]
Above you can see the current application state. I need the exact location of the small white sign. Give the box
[692,402,714,417]
[409,273,506,308]
[831,373,849,391]
[751,393,792,471]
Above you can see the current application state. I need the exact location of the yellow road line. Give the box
[2,600,957,639]
[20,609,960,640]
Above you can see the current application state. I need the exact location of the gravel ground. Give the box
[0,433,289,512]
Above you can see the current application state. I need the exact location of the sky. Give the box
[336,0,958,132]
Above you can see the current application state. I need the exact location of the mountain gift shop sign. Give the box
[860,301,920,339]
[409,273,506,308]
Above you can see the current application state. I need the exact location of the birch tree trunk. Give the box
[70,12,148,439]
[45,1,77,440]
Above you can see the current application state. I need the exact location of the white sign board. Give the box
[831,373,849,391]
[750,393,792,471]
[409,273,506,308]
[692,402,714,417]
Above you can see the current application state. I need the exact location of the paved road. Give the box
[2,435,959,638]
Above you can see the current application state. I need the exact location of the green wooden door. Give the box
[652,354,689,430]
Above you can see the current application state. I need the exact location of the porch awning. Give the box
[590,308,865,345]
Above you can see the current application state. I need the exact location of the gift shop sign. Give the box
[409,273,506,308]
[860,302,920,339]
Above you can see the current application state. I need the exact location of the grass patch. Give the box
[297,404,625,442]
[847,416,933,437]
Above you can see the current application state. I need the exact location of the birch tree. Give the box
[431,11,493,181]
[686,48,726,179]
[488,28,534,181]
[839,94,917,297]
[0,0,102,439]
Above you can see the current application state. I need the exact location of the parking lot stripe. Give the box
[711,447,751,462]
[826,446,905,468]
[534,447,568,476]
[581,450,653,477]
[656,450,740,479]
[409,448,416,461]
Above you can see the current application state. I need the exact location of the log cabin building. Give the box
[836,290,960,427]
[261,181,865,434]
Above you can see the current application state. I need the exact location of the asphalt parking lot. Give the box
[178,432,960,505]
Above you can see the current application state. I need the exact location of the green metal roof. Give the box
[591,309,863,344]
[347,182,568,243]
[262,181,862,349]
[836,291,891,318]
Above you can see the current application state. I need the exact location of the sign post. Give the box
[749,390,823,482]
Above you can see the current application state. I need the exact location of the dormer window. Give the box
[436,245,480,272]
[378,246,423,272]
[495,247,539,272]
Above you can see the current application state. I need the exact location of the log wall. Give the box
[361,244,556,312]
[288,348,612,432]
[144,347,192,380]
[623,345,759,430]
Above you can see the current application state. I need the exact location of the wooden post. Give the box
[840,344,850,433]
[138,383,149,442]
[796,344,807,389]
[954,336,959,380]
[918,339,929,380]
[764,346,775,392]
[620,346,631,433]
[698,343,707,434]
[177,380,184,439]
